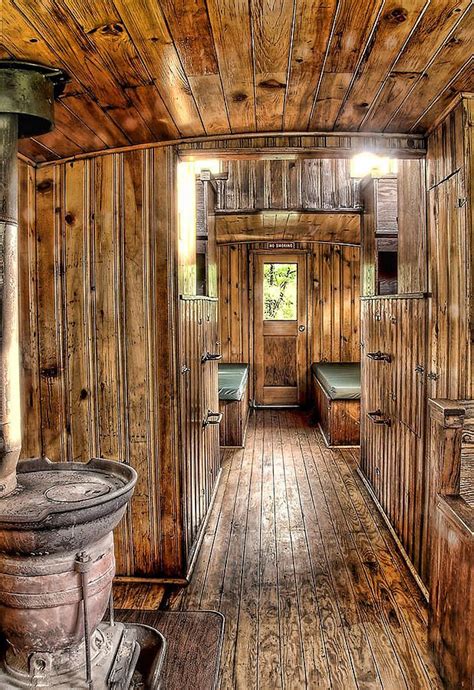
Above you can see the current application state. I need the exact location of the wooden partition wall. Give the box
[17,146,222,581]
[218,159,361,211]
[218,241,360,401]
[215,156,361,382]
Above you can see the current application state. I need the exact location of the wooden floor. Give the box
[170,409,443,690]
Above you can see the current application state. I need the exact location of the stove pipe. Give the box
[0,62,66,496]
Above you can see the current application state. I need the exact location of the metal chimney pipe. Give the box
[0,62,67,496]
[0,112,20,496]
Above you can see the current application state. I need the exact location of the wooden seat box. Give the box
[218,364,250,447]
[312,362,360,447]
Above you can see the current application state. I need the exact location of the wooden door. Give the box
[254,253,308,406]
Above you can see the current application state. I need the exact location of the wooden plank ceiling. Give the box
[2,0,473,162]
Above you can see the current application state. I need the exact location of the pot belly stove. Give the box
[0,62,165,688]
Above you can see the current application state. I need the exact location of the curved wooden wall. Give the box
[18,147,184,578]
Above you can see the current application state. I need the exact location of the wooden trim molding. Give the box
[178,132,426,160]
[428,398,466,429]
[35,130,426,168]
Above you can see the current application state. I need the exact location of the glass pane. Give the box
[263,263,297,320]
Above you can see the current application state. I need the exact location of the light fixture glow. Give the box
[191,159,220,175]
[350,152,398,179]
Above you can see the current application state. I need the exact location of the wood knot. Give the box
[41,366,58,378]
[90,22,124,36]
[259,79,286,90]
[232,92,248,103]
[80,388,88,400]
[65,212,75,225]
[385,7,408,23]
[37,180,52,193]
[447,35,462,46]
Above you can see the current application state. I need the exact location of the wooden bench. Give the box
[312,362,360,447]
[218,363,250,447]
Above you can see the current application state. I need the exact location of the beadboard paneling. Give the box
[19,148,184,578]
[218,159,361,211]
[217,242,360,401]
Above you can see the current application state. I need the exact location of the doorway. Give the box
[253,252,308,406]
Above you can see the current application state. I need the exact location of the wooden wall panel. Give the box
[311,244,360,364]
[219,159,361,211]
[359,97,473,595]
[427,98,473,402]
[217,244,250,365]
[398,160,427,294]
[19,148,184,579]
[215,211,360,244]
[426,102,466,189]
[217,242,360,401]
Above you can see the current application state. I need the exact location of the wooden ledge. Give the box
[437,495,474,538]
[429,399,466,428]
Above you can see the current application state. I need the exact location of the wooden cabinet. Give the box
[360,297,428,581]
[179,297,221,569]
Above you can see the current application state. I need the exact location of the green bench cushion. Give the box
[218,363,249,401]
[311,362,361,400]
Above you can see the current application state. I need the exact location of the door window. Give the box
[263,263,297,320]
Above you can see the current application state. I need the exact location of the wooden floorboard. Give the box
[169,410,443,689]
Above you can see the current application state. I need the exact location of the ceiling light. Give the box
[350,152,398,179]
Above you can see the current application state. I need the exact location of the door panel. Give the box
[254,253,308,406]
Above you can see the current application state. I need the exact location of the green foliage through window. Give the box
[263,263,297,320]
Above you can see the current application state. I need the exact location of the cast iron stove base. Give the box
[0,621,166,689]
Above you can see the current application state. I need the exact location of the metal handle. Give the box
[367,410,391,427]
[201,351,223,363]
[367,351,391,362]
[203,410,223,427]
[298,325,306,332]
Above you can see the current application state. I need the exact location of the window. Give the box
[263,263,297,320]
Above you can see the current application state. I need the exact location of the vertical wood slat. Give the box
[398,160,427,294]
[18,161,41,458]
[19,147,184,579]
[35,163,68,462]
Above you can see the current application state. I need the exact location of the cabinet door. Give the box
[201,300,220,509]
[360,300,392,496]
[428,171,470,400]
[390,299,427,437]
